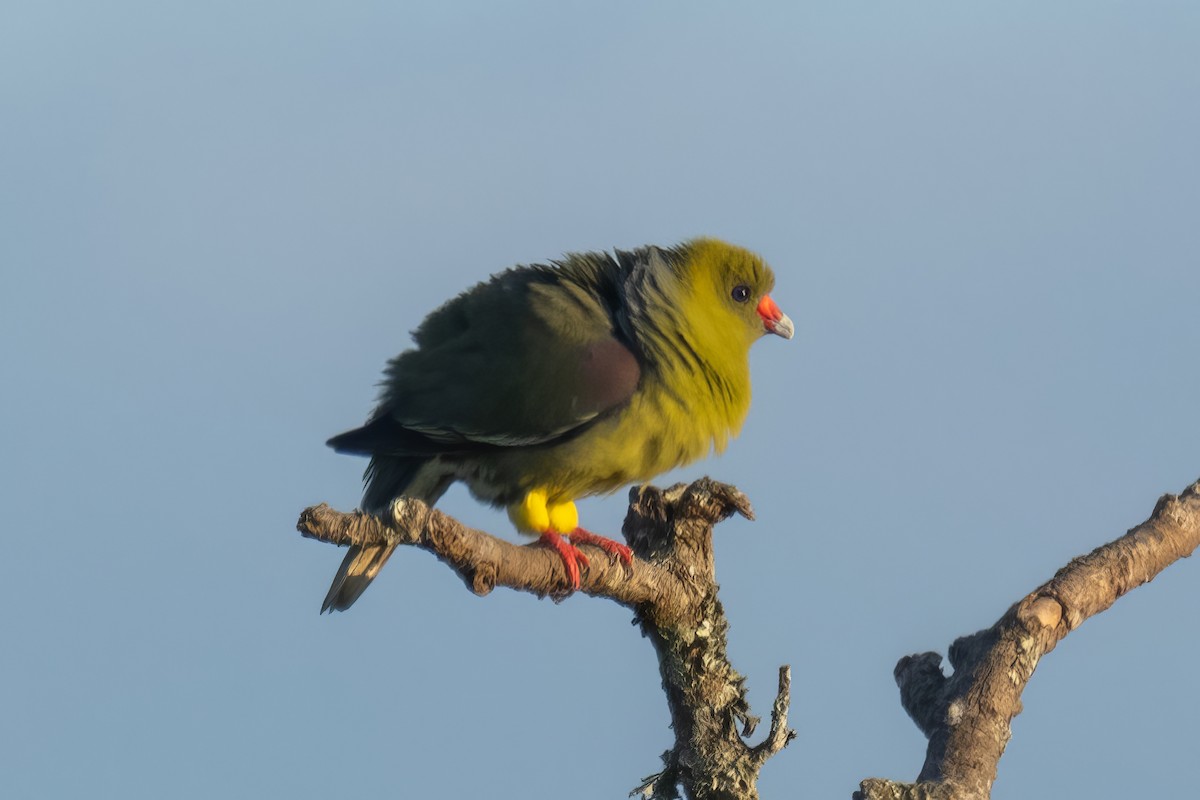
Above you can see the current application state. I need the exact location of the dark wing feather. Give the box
[333,256,641,455]
[326,415,463,456]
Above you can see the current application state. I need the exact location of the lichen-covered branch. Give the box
[624,482,795,800]
[857,479,1200,800]
[297,477,794,800]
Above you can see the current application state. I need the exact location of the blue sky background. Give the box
[3,3,1198,798]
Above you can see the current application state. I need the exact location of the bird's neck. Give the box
[633,305,754,452]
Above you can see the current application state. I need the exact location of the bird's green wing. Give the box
[335,259,641,454]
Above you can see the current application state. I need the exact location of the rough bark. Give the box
[856,479,1200,800]
[297,478,795,800]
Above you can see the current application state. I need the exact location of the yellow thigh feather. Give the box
[507,489,578,534]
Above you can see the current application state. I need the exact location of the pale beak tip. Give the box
[768,312,795,340]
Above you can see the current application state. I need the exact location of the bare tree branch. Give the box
[751,666,798,768]
[857,478,1200,800]
[297,477,795,800]
[298,498,674,607]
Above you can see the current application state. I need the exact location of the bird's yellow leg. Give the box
[547,499,579,533]
[507,488,551,534]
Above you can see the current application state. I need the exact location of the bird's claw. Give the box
[535,527,635,591]
[536,531,589,591]
[568,527,634,575]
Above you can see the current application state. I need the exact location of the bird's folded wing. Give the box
[330,266,641,455]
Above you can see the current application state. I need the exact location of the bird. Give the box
[322,237,793,612]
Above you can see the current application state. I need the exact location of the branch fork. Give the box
[297,478,794,800]
[857,479,1200,800]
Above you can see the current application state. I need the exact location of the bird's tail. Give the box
[321,455,428,613]
[321,540,397,613]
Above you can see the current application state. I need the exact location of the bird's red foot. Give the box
[568,527,634,571]
[536,530,589,590]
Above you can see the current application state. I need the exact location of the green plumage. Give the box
[322,237,791,611]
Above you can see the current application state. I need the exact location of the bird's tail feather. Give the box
[321,542,397,613]
[321,455,426,613]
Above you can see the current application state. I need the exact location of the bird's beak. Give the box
[757,295,794,340]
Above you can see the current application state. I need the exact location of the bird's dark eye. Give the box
[731,284,751,303]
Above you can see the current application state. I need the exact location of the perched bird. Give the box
[323,237,793,612]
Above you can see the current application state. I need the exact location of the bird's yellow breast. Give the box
[472,361,751,508]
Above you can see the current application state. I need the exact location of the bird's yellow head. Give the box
[673,238,794,352]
